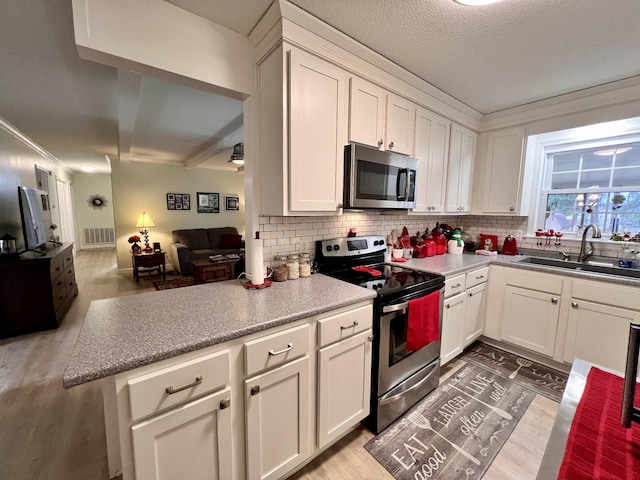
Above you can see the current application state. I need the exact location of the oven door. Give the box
[377,287,443,396]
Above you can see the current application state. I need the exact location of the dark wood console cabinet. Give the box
[0,243,78,338]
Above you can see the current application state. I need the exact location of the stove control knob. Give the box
[334,245,340,251]
[326,245,332,252]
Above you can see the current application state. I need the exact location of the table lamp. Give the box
[136,212,155,252]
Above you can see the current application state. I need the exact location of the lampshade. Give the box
[136,212,155,229]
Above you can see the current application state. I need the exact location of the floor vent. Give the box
[84,227,115,245]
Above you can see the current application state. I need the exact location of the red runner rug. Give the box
[558,367,640,480]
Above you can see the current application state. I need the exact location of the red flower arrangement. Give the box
[128,235,141,244]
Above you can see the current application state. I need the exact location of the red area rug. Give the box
[152,277,194,291]
[558,367,640,480]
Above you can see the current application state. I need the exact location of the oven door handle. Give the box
[379,361,438,406]
[382,301,408,314]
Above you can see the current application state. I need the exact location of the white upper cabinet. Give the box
[348,77,415,155]
[445,123,476,213]
[481,127,526,214]
[412,108,451,213]
[348,77,386,149]
[258,45,348,216]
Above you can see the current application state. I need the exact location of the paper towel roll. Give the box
[250,238,264,285]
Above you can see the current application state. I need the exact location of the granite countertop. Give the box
[63,274,376,389]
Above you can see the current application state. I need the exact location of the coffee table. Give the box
[191,258,239,284]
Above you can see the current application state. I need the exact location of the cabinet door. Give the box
[446,123,476,213]
[441,293,465,365]
[482,127,525,214]
[131,388,233,480]
[317,329,372,448]
[501,286,560,356]
[564,300,640,372]
[413,108,450,213]
[245,355,311,480]
[385,93,416,155]
[463,283,486,347]
[289,48,347,212]
[348,77,386,149]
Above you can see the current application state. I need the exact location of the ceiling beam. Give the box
[116,70,143,161]
[181,113,244,168]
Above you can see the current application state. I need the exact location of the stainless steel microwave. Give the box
[343,143,418,210]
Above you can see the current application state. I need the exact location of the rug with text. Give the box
[459,342,568,402]
[364,364,534,480]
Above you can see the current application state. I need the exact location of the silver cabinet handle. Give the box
[340,321,359,330]
[165,375,203,395]
[446,304,450,309]
[468,292,473,297]
[509,206,515,212]
[476,275,484,280]
[551,297,558,304]
[250,386,260,396]
[382,301,409,314]
[378,138,384,147]
[571,302,579,308]
[453,283,462,288]
[268,343,293,356]
[368,334,374,342]
[219,398,230,410]
[388,141,394,149]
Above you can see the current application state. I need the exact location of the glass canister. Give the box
[272,255,288,282]
[299,253,311,277]
[287,254,300,280]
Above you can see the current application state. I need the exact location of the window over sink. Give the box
[529,117,640,239]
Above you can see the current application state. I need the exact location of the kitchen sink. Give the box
[516,256,640,279]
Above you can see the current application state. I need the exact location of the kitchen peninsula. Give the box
[64,274,376,480]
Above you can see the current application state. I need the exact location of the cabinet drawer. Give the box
[466,267,489,288]
[128,349,230,422]
[572,280,640,311]
[245,323,310,376]
[52,275,67,310]
[444,274,466,298]
[318,304,373,347]
[506,268,562,294]
[62,250,74,269]
[50,254,65,279]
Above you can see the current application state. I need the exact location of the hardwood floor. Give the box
[0,249,558,479]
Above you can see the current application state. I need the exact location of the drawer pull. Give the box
[340,321,359,330]
[251,386,260,396]
[453,283,462,288]
[476,275,484,280]
[219,398,230,410]
[165,375,203,395]
[571,302,579,308]
[268,343,293,356]
[551,297,558,304]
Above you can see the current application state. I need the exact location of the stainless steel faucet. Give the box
[577,224,602,263]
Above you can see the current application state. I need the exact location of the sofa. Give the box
[167,227,245,275]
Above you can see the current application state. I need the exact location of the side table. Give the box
[192,258,238,284]
[132,251,166,282]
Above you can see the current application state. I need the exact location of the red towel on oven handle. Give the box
[406,290,441,353]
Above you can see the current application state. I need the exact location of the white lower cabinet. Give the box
[131,388,233,480]
[501,285,560,356]
[245,355,312,480]
[441,292,465,365]
[317,329,372,448]
[463,283,486,345]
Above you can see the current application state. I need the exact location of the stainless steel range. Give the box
[316,236,445,433]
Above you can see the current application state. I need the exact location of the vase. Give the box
[131,243,141,253]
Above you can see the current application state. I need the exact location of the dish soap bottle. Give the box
[447,229,464,254]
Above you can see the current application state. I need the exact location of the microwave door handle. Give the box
[405,169,413,200]
[396,168,407,201]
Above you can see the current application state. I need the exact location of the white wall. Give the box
[73,173,115,249]
[111,162,244,270]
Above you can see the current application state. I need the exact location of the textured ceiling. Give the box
[289,0,640,114]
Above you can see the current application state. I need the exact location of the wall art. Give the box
[197,192,219,213]
[225,195,240,211]
[167,193,190,210]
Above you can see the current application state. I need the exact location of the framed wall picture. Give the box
[225,195,240,211]
[197,192,220,213]
[167,193,190,210]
